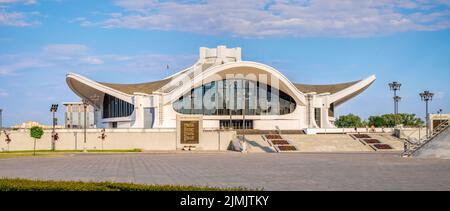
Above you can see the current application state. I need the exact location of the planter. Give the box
[276,145,297,151]
[270,140,290,145]
[353,134,371,139]
[362,139,381,144]
[373,144,393,150]
[265,134,283,140]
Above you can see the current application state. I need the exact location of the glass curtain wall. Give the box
[103,94,135,118]
[173,79,296,116]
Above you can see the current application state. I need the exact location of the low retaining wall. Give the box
[0,129,236,151]
[394,128,427,141]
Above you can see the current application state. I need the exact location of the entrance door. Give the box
[220,120,253,129]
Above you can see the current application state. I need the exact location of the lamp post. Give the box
[420,91,434,138]
[389,81,402,114]
[82,99,89,152]
[50,104,58,151]
[393,95,402,114]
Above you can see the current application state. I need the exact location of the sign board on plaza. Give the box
[177,116,202,147]
[180,121,199,144]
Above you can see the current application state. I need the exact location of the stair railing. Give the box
[402,119,449,157]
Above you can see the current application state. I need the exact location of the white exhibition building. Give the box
[66,45,375,130]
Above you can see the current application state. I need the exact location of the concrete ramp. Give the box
[244,135,276,153]
[414,126,450,159]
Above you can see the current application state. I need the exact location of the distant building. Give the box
[429,113,450,131]
[12,121,64,129]
[63,102,97,128]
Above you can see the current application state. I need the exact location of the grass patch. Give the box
[0,178,252,191]
[0,149,143,153]
[0,149,143,159]
[0,153,62,159]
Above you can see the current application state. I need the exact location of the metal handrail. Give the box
[403,127,423,142]
[403,119,449,157]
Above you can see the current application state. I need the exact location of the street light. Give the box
[389,81,402,114]
[393,95,401,113]
[82,99,89,152]
[420,90,434,138]
[50,104,58,151]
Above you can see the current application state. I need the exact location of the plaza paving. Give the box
[0,152,449,191]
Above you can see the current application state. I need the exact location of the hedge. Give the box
[0,178,251,191]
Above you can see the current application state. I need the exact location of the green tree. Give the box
[368,116,384,127]
[366,113,424,128]
[398,113,424,127]
[30,126,44,156]
[335,114,363,128]
[361,120,369,127]
[380,114,402,127]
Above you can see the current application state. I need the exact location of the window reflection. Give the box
[173,79,296,115]
[103,94,134,118]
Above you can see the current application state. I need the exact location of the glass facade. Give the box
[103,94,135,118]
[173,79,297,116]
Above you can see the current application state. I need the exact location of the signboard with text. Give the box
[180,120,199,144]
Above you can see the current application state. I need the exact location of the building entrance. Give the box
[220,120,254,129]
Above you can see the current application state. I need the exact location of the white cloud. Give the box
[80,56,103,65]
[0,89,8,97]
[43,44,89,55]
[79,0,450,37]
[102,54,195,73]
[0,10,32,26]
[0,0,36,4]
[0,55,50,75]
[0,0,38,26]
[0,44,196,76]
[435,91,446,99]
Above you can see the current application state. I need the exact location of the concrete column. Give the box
[306,94,315,128]
[131,93,154,128]
[131,95,144,128]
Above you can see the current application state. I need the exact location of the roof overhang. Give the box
[66,65,376,109]
[66,73,133,106]
[328,75,376,106]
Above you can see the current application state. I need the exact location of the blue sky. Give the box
[0,0,449,126]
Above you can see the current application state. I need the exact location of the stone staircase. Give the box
[262,134,298,152]
[402,119,450,157]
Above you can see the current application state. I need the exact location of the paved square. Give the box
[0,152,449,190]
